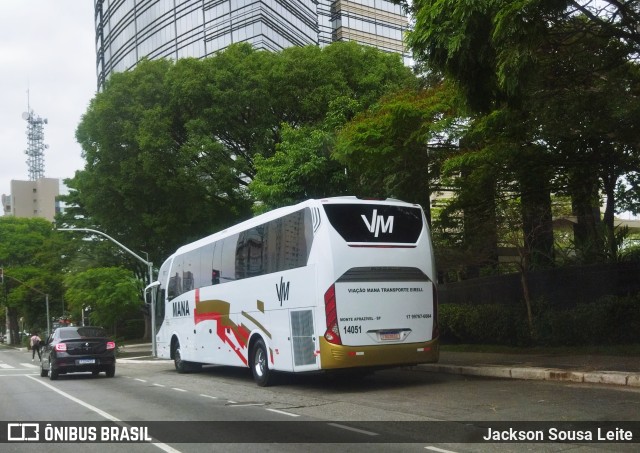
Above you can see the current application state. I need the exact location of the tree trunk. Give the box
[462,168,498,278]
[520,269,535,340]
[570,169,604,263]
[519,163,555,270]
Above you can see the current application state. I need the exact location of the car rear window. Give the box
[59,327,108,339]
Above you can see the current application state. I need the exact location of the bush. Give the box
[534,295,640,346]
[439,303,531,346]
[439,294,640,346]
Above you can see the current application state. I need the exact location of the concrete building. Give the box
[2,178,63,222]
[94,0,411,89]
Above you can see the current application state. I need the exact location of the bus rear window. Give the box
[323,204,423,244]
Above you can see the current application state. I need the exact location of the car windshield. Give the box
[59,327,108,340]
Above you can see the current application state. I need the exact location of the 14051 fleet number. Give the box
[343,325,362,334]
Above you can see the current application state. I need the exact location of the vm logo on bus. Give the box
[361,209,394,237]
[276,276,290,306]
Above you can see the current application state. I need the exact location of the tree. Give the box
[405,1,640,107]
[69,42,417,264]
[404,0,640,268]
[0,218,67,344]
[64,267,141,336]
[334,82,465,221]
[250,123,349,213]
[71,58,249,266]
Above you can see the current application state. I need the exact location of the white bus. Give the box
[149,197,439,386]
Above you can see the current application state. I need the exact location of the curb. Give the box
[417,364,640,387]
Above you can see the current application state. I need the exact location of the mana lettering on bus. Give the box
[172,300,190,317]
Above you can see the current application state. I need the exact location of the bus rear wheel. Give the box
[251,339,273,387]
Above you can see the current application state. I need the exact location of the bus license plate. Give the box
[77,359,95,365]
[380,331,400,341]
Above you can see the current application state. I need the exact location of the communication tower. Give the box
[22,107,48,181]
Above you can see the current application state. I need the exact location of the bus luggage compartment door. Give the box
[289,309,318,371]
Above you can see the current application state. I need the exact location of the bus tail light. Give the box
[324,285,342,345]
[432,284,439,339]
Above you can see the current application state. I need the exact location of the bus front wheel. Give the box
[251,339,273,387]
[173,341,189,373]
[173,340,201,373]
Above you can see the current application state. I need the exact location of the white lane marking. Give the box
[153,383,166,387]
[425,447,459,453]
[266,408,300,417]
[327,423,379,436]
[135,378,147,383]
[227,403,265,407]
[21,363,39,368]
[172,387,187,392]
[25,375,182,453]
[0,363,14,369]
[199,394,217,399]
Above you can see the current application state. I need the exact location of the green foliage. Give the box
[64,267,142,333]
[334,82,466,213]
[439,303,531,346]
[0,218,68,339]
[534,296,640,346]
[439,294,640,346]
[407,0,640,275]
[69,42,416,262]
[250,124,349,213]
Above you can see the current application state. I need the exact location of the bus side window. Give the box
[236,226,264,280]
[167,274,179,300]
[220,233,238,283]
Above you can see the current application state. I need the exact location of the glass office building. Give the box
[94,0,410,89]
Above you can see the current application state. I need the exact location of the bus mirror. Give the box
[144,281,161,305]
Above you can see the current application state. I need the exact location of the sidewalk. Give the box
[417,350,640,388]
[118,343,640,388]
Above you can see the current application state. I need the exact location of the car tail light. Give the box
[106,341,116,350]
[55,343,67,352]
[324,284,342,345]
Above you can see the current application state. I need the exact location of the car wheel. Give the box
[49,367,59,381]
[251,339,273,387]
[105,364,115,378]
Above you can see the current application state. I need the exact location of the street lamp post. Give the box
[58,228,156,356]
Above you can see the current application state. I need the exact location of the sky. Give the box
[0,1,96,206]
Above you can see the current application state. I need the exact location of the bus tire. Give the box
[173,342,188,373]
[251,339,273,387]
[172,341,201,373]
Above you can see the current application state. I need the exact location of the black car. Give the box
[40,326,116,380]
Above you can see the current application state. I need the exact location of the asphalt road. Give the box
[1,346,639,452]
